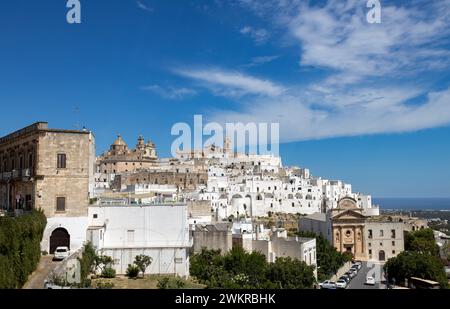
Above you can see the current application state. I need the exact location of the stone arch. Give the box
[49,228,70,254]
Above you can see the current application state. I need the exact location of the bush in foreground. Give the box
[0,210,47,289]
[126,264,140,278]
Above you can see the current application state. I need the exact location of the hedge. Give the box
[0,210,47,288]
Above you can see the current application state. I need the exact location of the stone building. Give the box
[191,223,232,254]
[299,197,405,262]
[111,170,208,192]
[0,122,95,253]
[95,135,158,188]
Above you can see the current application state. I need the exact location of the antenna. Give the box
[74,106,80,130]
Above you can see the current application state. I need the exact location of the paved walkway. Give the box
[23,255,59,289]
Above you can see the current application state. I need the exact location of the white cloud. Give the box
[141,85,197,100]
[175,68,286,97]
[240,26,270,44]
[208,87,450,142]
[246,55,280,67]
[168,1,450,142]
[238,0,450,85]
[136,0,154,12]
[194,0,450,142]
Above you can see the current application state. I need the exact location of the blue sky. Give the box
[0,0,449,198]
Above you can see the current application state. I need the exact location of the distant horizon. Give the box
[373,197,450,210]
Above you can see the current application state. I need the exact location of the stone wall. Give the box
[36,131,92,217]
[112,171,208,192]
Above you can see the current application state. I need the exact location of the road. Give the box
[23,255,60,289]
[347,262,386,289]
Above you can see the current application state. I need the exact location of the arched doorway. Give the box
[378,250,385,261]
[50,228,70,254]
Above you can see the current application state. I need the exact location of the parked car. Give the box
[319,280,337,289]
[336,279,348,289]
[350,265,359,272]
[339,275,351,284]
[53,246,70,261]
[353,261,362,270]
[346,270,357,278]
[365,276,376,285]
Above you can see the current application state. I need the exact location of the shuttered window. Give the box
[57,154,66,169]
[56,197,66,212]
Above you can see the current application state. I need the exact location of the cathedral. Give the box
[96,135,158,177]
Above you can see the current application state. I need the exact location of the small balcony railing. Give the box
[0,169,33,181]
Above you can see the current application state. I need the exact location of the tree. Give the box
[384,251,448,288]
[297,231,350,281]
[267,257,316,289]
[95,255,113,274]
[190,248,225,287]
[78,242,97,286]
[134,255,152,278]
[405,229,440,257]
[189,247,316,289]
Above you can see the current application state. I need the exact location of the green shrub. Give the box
[157,277,170,289]
[78,242,97,286]
[0,210,47,289]
[126,264,139,278]
[134,255,152,277]
[157,277,186,289]
[96,280,114,289]
[101,267,116,278]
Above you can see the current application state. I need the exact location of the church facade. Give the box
[300,197,406,262]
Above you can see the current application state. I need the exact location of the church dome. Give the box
[111,135,128,151]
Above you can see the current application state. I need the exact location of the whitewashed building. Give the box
[86,203,191,277]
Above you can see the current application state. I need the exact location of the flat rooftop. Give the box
[0,122,91,145]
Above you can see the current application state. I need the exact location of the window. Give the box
[368,242,372,247]
[392,250,396,254]
[368,249,372,255]
[93,214,98,219]
[368,229,373,239]
[57,154,67,169]
[380,242,383,246]
[379,230,384,237]
[391,229,396,238]
[392,241,395,246]
[127,230,135,242]
[56,197,66,212]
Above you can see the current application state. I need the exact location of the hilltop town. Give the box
[1,122,448,289]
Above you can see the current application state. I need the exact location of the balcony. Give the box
[0,169,33,182]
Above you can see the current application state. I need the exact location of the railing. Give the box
[0,169,33,181]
